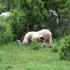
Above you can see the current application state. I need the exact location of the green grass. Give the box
[0,43,70,70]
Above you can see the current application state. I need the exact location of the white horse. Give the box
[22,29,52,47]
[22,31,36,45]
[37,29,52,47]
[31,32,44,42]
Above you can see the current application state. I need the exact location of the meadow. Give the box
[0,43,70,70]
[0,0,70,70]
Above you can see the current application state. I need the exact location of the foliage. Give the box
[0,20,13,45]
[10,0,48,40]
[51,42,59,52]
[51,38,65,52]
[0,0,70,40]
[64,0,70,35]
[27,0,48,31]
[43,0,66,10]
[59,36,70,60]
[30,41,41,50]
[0,3,6,13]
[10,9,28,40]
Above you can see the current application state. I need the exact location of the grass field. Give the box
[0,43,70,70]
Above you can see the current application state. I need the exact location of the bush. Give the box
[0,20,13,45]
[30,41,41,50]
[51,42,59,52]
[59,36,70,60]
[10,0,48,40]
[10,9,28,40]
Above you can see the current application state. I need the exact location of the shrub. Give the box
[51,42,59,52]
[30,41,41,50]
[59,36,70,60]
[0,20,13,45]
[10,0,48,40]
[10,9,28,40]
